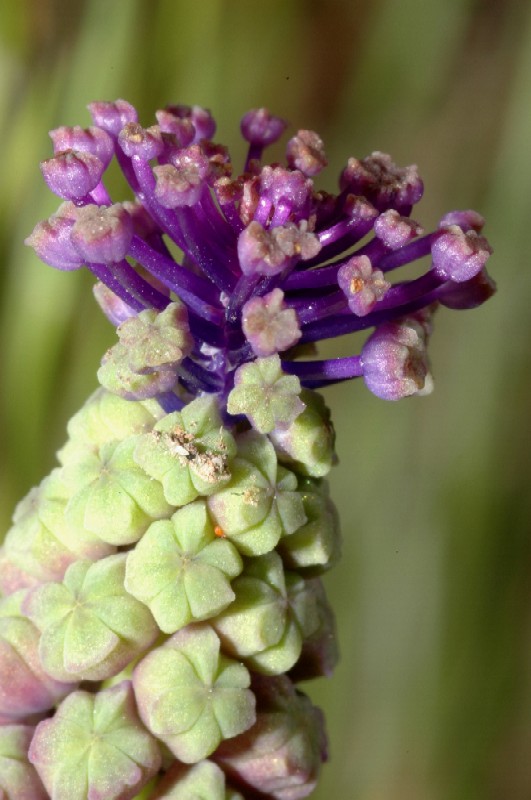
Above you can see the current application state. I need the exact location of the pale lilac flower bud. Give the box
[337,254,391,316]
[93,281,137,325]
[241,108,287,146]
[439,268,497,309]
[118,121,164,159]
[242,288,301,356]
[361,318,434,400]
[238,221,320,277]
[286,129,328,176]
[24,202,83,271]
[373,208,423,248]
[87,98,138,135]
[432,224,492,282]
[71,203,133,263]
[163,104,216,141]
[438,209,485,232]
[340,151,424,208]
[155,109,196,146]
[153,144,210,208]
[40,149,105,200]
[49,125,114,167]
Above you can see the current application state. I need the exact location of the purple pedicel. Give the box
[29,101,494,403]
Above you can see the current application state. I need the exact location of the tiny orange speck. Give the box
[214,525,226,538]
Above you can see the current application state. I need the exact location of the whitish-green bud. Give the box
[269,389,336,477]
[133,624,256,763]
[125,501,243,634]
[0,591,76,719]
[0,724,47,799]
[134,396,236,507]
[207,431,307,557]
[28,681,161,800]
[98,301,193,400]
[0,469,115,595]
[213,551,320,675]
[278,478,341,575]
[151,759,244,799]
[57,387,162,465]
[24,554,159,681]
[215,674,327,800]
[63,436,173,545]
[227,354,305,434]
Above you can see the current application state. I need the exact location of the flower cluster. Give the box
[0,100,494,799]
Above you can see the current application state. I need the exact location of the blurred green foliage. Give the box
[1,1,530,797]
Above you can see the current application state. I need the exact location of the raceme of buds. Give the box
[3,100,495,798]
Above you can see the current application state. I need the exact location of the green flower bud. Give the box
[98,301,193,400]
[0,724,47,799]
[133,396,236,507]
[63,437,172,546]
[277,478,341,575]
[213,551,320,675]
[0,469,114,595]
[24,554,159,681]
[152,759,243,800]
[125,501,243,634]
[207,431,307,557]
[28,681,161,800]
[269,389,336,477]
[227,355,305,434]
[0,591,76,719]
[57,388,162,465]
[214,674,327,800]
[133,624,256,763]
[289,578,339,682]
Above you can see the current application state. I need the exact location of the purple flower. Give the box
[26,100,494,404]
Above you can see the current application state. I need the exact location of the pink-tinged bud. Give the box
[24,202,83,271]
[373,209,423,248]
[438,209,485,233]
[242,289,302,357]
[49,125,114,168]
[439,268,497,309]
[0,725,48,799]
[337,255,390,316]
[361,319,434,400]
[0,591,76,719]
[40,149,105,200]
[340,151,424,208]
[343,193,379,224]
[289,578,339,681]
[87,98,138,135]
[155,109,196,146]
[286,130,328,177]
[118,122,164,159]
[153,144,210,208]
[431,225,492,283]
[214,674,327,800]
[238,221,320,277]
[71,203,133,263]
[240,108,287,146]
[163,104,216,141]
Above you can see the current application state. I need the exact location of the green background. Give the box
[1,1,530,797]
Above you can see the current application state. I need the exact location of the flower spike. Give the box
[8,99,495,798]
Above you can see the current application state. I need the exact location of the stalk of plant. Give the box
[0,101,494,800]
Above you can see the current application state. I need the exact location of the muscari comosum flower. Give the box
[0,100,494,799]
